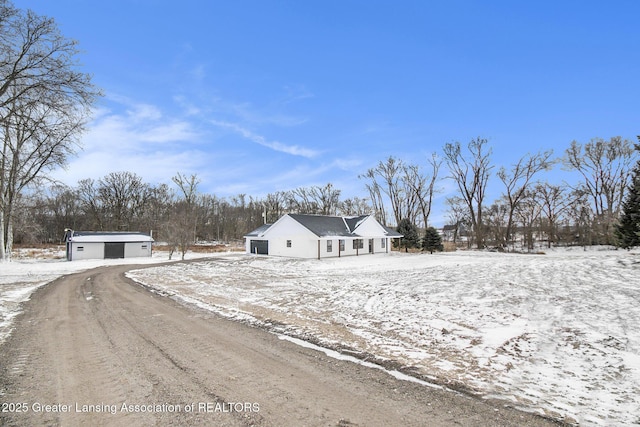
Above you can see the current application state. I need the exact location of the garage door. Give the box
[104,242,125,259]
[250,240,268,255]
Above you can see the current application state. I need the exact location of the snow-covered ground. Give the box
[125,248,640,426]
[2,247,639,425]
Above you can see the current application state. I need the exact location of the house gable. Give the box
[244,213,403,258]
[351,215,389,237]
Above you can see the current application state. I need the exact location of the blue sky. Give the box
[16,0,640,225]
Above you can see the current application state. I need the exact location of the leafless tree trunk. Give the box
[98,171,150,230]
[443,137,493,249]
[0,3,100,260]
[361,176,386,225]
[309,183,341,216]
[76,179,104,230]
[535,183,570,247]
[485,198,509,247]
[564,137,635,244]
[497,150,553,249]
[339,196,373,216]
[515,190,543,252]
[264,191,288,223]
[171,172,200,259]
[362,156,411,225]
[402,153,441,228]
[445,196,470,245]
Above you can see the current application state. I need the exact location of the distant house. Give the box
[244,214,403,259]
[64,230,154,261]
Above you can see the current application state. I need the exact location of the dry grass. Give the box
[12,243,66,260]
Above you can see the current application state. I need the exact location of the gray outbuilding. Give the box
[64,230,154,261]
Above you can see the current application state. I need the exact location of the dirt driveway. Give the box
[0,264,561,426]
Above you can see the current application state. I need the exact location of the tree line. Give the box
[12,172,376,256]
[2,1,639,260]
[361,136,638,251]
[11,134,639,253]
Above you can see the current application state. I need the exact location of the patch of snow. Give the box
[127,248,640,426]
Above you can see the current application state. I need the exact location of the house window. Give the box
[381,238,386,248]
[77,246,84,251]
[142,244,148,249]
[352,239,363,249]
[339,240,345,251]
[286,240,292,248]
[327,240,332,252]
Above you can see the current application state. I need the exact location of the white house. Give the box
[64,230,154,261]
[244,214,403,259]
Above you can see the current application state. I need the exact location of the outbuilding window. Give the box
[286,240,292,248]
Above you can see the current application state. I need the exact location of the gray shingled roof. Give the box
[244,223,272,237]
[382,225,403,238]
[288,214,354,237]
[245,214,404,238]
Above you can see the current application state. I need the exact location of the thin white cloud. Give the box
[51,96,205,186]
[230,102,308,127]
[210,120,319,158]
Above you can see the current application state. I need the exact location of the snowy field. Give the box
[125,248,640,426]
[2,247,639,425]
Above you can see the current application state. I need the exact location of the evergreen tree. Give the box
[396,218,420,252]
[615,139,640,249]
[423,226,444,254]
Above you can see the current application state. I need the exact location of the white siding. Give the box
[69,242,104,260]
[264,216,318,258]
[244,214,399,259]
[124,242,152,258]
[68,238,153,260]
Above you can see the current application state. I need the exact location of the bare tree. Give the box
[263,191,288,223]
[339,196,372,216]
[360,157,407,225]
[288,186,318,214]
[443,137,493,248]
[563,188,593,246]
[360,156,437,227]
[535,183,570,247]
[76,178,103,229]
[485,198,509,246]
[98,171,150,230]
[445,196,470,245]
[497,150,553,248]
[308,183,341,216]
[170,172,200,259]
[0,3,100,260]
[402,153,441,228]
[515,190,543,251]
[564,137,636,244]
[361,174,386,225]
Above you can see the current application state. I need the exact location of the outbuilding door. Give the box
[250,240,268,255]
[104,242,125,259]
